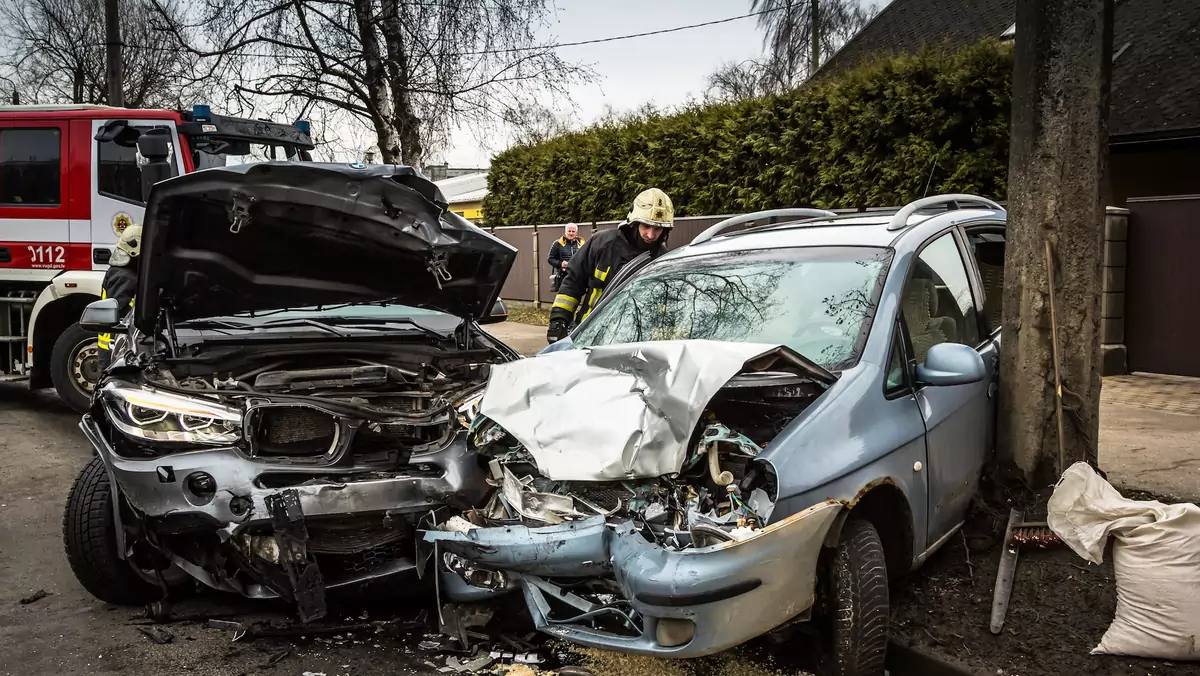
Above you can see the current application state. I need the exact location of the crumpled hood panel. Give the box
[479,340,821,481]
[135,162,516,330]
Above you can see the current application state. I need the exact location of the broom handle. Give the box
[1044,240,1067,476]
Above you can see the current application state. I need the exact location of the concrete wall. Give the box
[1101,207,1129,375]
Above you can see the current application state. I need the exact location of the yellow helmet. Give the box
[110,224,142,267]
[627,188,674,229]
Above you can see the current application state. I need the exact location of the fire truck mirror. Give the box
[95,119,142,148]
[80,299,122,332]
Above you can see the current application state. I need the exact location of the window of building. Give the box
[98,126,178,204]
[0,128,61,205]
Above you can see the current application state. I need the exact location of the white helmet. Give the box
[109,224,142,267]
[627,188,674,229]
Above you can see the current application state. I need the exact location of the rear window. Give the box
[0,128,61,205]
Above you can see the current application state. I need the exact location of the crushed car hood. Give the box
[134,162,516,331]
[478,340,833,481]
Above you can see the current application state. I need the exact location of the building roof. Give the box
[434,171,488,204]
[818,0,1200,142]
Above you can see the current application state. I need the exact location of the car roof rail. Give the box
[886,194,1005,231]
[691,208,838,245]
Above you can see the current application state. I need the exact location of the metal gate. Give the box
[1125,195,1200,376]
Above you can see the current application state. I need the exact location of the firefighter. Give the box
[97,224,141,370]
[547,188,673,343]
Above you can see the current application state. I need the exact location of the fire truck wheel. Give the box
[51,323,100,413]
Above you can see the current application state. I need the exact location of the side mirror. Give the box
[915,343,986,387]
[479,298,508,325]
[80,298,123,332]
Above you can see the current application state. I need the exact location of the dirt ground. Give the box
[892,490,1200,676]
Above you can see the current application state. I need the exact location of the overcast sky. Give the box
[436,1,804,168]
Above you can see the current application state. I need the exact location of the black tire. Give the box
[62,457,161,605]
[831,519,890,676]
[50,323,99,413]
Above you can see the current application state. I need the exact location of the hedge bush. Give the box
[484,40,1013,226]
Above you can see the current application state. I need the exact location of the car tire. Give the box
[62,457,161,606]
[831,518,890,676]
[50,323,99,414]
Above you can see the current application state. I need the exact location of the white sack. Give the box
[1047,462,1200,660]
[479,340,784,482]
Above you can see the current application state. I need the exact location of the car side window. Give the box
[885,322,909,393]
[900,232,981,363]
[967,229,1006,334]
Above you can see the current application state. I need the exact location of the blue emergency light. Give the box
[294,119,312,135]
[192,104,212,123]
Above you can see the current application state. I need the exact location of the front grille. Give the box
[307,517,409,555]
[351,422,443,455]
[316,540,409,579]
[252,407,338,456]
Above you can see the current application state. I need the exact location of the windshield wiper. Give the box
[256,318,352,337]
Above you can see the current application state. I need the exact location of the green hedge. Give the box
[484,40,1012,225]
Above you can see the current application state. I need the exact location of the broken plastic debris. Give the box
[137,625,174,645]
[490,650,545,664]
[445,653,495,672]
[501,467,587,524]
[442,516,476,534]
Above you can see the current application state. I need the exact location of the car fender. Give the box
[757,361,928,565]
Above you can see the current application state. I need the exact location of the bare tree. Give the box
[751,0,876,85]
[705,58,798,101]
[0,0,203,108]
[150,0,590,167]
[502,101,574,147]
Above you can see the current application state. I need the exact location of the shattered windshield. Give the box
[571,246,892,371]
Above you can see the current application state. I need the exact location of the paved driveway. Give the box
[1101,373,1200,500]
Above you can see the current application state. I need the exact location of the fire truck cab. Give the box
[0,104,314,411]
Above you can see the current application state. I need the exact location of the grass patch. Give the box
[506,304,551,326]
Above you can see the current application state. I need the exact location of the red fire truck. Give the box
[0,104,314,411]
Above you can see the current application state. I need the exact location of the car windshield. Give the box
[571,246,892,371]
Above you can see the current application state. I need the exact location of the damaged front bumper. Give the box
[81,414,487,602]
[425,500,842,658]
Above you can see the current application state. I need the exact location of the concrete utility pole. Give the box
[105,0,124,107]
[998,0,1113,483]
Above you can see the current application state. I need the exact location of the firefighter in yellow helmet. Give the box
[547,188,673,343]
[97,224,141,370]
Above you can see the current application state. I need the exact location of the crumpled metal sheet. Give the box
[478,340,786,481]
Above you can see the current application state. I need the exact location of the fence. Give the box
[486,212,881,303]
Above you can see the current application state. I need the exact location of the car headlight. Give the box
[101,383,242,445]
[454,389,486,429]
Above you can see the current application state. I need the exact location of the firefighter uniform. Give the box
[548,189,674,342]
[98,225,141,370]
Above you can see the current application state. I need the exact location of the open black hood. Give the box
[134,163,515,331]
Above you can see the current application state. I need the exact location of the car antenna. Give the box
[921,150,942,199]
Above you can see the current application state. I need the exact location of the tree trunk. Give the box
[378,0,422,167]
[998,0,1113,484]
[351,0,400,163]
[810,0,820,74]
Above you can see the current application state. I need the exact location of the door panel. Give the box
[901,231,990,543]
[0,123,72,275]
[88,119,184,270]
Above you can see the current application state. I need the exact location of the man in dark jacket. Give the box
[97,224,141,370]
[547,188,673,343]
[546,223,584,292]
